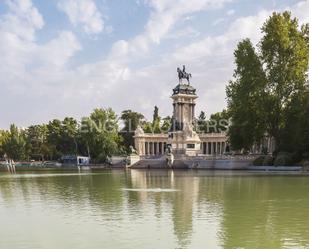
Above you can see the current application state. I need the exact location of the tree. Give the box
[2,124,27,160]
[0,130,9,158]
[46,119,63,160]
[260,11,309,150]
[120,110,144,150]
[280,89,309,161]
[161,116,172,132]
[226,11,309,156]
[61,117,78,155]
[143,106,161,134]
[80,108,122,162]
[152,106,161,133]
[198,111,206,122]
[197,111,206,132]
[226,39,267,150]
[26,124,48,161]
[209,110,230,133]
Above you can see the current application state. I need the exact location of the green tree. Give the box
[143,106,162,134]
[26,124,48,161]
[161,116,172,132]
[2,124,27,160]
[152,106,161,133]
[227,11,309,155]
[0,130,9,158]
[280,89,309,161]
[120,110,144,150]
[260,11,309,150]
[80,108,122,162]
[61,117,78,155]
[197,111,206,132]
[226,39,267,150]
[209,110,230,133]
[46,119,63,160]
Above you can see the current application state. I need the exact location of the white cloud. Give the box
[2,0,309,128]
[108,0,233,61]
[0,0,83,127]
[289,0,309,24]
[1,0,44,41]
[58,0,104,35]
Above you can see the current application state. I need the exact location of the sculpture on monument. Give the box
[177,65,192,85]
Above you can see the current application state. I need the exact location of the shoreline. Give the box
[0,165,306,172]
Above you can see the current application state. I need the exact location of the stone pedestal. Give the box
[168,83,201,156]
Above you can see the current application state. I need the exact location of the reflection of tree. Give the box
[219,176,309,249]
[0,171,125,218]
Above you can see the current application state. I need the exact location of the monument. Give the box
[168,66,201,156]
[134,66,230,158]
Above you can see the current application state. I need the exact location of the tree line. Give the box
[0,105,223,162]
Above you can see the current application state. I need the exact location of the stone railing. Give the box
[175,154,259,161]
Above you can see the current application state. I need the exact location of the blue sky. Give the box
[0,0,308,129]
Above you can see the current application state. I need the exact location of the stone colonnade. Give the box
[199,133,229,155]
[144,141,167,156]
[134,132,169,156]
[200,141,228,155]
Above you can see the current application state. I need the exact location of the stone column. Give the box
[161,142,165,155]
[156,142,159,155]
[178,103,182,125]
[192,103,195,121]
[180,103,183,128]
[142,141,145,155]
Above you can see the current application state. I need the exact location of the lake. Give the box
[1,170,309,249]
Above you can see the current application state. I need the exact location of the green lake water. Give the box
[1,170,309,249]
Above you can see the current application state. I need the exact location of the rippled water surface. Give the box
[1,170,309,249]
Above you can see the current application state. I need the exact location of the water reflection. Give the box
[1,170,309,249]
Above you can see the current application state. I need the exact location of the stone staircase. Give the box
[130,157,190,169]
[130,157,167,169]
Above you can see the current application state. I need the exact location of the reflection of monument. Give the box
[134,66,229,157]
[127,170,199,248]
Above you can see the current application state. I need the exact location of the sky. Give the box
[0,0,309,129]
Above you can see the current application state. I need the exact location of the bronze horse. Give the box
[177,65,192,84]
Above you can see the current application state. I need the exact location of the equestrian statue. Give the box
[177,65,192,85]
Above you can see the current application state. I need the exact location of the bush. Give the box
[253,155,274,166]
[273,152,293,166]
